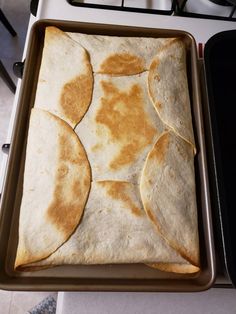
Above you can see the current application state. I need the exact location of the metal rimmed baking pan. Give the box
[204,30,236,288]
[0,19,215,291]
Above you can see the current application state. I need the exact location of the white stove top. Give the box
[69,0,173,10]
[36,0,236,44]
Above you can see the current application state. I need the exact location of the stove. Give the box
[1,0,236,289]
[64,0,236,20]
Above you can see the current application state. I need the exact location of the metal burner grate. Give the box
[176,0,236,21]
[67,0,176,15]
[67,0,236,21]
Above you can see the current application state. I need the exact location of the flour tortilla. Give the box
[18,181,197,273]
[76,72,164,184]
[148,39,195,150]
[15,30,200,274]
[34,26,93,128]
[68,32,173,75]
[15,108,91,269]
[140,130,199,267]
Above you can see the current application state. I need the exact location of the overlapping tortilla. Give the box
[34,26,93,128]
[76,72,164,183]
[15,109,91,268]
[148,39,195,150]
[18,181,196,273]
[15,27,200,274]
[140,130,199,267]
[68,32,173,75]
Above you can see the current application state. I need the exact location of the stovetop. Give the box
[65,0,236,20]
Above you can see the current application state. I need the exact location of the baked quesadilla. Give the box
[15,27,199,274]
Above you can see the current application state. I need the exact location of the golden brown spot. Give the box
[110,142,138,169]
[149,59,161,81]
[91,143,103,152]
[46,26,64,38]
[47,122,91,235]
[154,74,161,81]
[99,53,145,75]
[47,193,80,235]
[146,263,200,274]
[145,206,163,235]
[156,102,162,110]
[148,58,160,105]
[60,68,93,125]
[146,207,156,224]
[72,180,82,197]
[58,134,83,164]
[45,27,64,44]
[95,81,157,170]
[57,164,69,178]
[150,132,170,164]
[149,58,160,73]
[83,176,90,187]
[100,181,142,216]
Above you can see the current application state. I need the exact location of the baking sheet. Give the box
[0,19,215,291]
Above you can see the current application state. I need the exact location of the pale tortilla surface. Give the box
[148,39,195,150]
[34,26,93,128]
[140,130,199,267]
[15,109,91,268]
[21,181,191,271]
